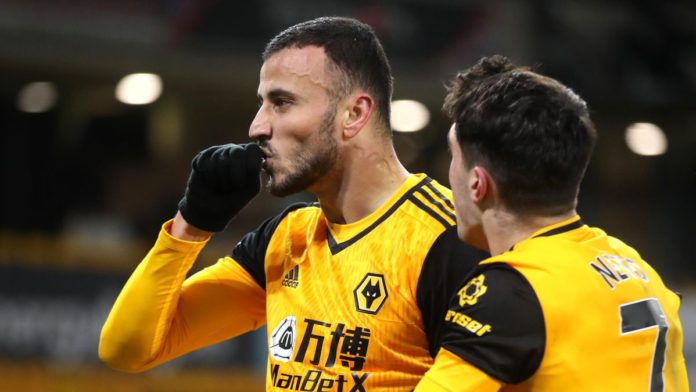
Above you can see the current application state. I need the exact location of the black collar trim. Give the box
[327,176,433,255]
[532,219,584,239]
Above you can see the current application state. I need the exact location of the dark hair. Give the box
[263,16,393,131]
[443,55,597,215]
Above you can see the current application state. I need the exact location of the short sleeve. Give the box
[439,262,545,384]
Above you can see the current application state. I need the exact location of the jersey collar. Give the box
[529,215,584,239]
[325,174,429,255]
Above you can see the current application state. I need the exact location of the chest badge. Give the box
[354,273,388,315]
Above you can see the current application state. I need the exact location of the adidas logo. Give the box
[282,265,299,288]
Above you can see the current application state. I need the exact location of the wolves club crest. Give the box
[354,273,388,315]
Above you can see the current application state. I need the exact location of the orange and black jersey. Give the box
[425,216,688,391]
[99,173,486,391]
[231,174,488,391]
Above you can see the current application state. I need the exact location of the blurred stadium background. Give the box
[0,1,694,390]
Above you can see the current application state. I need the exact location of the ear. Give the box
[470,166,492,203]
[342,93,375,139]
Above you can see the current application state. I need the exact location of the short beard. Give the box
[266,105,339,197]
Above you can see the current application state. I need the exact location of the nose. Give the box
[249,107,271,140]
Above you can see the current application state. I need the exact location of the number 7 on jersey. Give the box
[619,298,668,392]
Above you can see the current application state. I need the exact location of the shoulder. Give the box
[399,175,457,233]
[440,262,545,384]
[237,202,317,245]
[417,227,489,304]
[416,226,489,355]
[230,202,316,289]
[450,263,540,312]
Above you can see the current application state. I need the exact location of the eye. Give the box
[273,98,292,110]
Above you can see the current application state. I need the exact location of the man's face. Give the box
[249,46,340,197]
[447,124,482,242]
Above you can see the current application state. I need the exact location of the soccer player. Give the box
[415,55,689,391]
[99,17,488,391]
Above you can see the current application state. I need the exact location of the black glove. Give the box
[178,143,263,232]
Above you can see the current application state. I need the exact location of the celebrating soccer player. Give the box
[416,55,688,391]
[99,17,488,391]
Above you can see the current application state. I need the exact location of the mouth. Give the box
[259,148,272,171]
[257,143,271,159]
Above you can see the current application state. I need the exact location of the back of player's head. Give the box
[263,16,394,131]
[443,55,597,216]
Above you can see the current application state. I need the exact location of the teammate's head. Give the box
[444,55,597,216]
[263,16,393,131]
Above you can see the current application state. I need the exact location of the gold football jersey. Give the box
[231,173,488,391]
[420,216,688,391]
[100,174,487,390]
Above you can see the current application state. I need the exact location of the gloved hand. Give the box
[178,143,263,232]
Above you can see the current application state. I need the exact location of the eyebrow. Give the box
[258,88,297,102]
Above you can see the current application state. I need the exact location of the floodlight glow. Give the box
[17,82,57,113]
[625,122,667,156]
[390,100,430,133]
[115,73,162,105]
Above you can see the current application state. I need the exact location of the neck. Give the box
[482,208,577,255]
[312,138,409,224]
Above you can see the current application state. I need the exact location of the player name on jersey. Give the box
[589,254,648,289]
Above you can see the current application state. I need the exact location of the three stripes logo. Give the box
[282,265,300,288]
